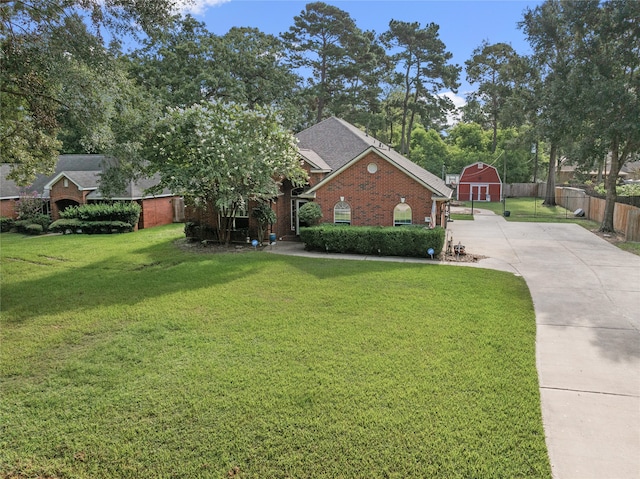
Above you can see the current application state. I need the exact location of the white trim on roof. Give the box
[299,149,332,173]
[43,172,98,191]
[304,146,451,199]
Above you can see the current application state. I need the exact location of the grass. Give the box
[461,197,593,223]
[449,213,474,221]
[1,226,551,478]
[619,241,640,255]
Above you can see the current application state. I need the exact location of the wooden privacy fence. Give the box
[503,183,547,198]
[555,187,640,241]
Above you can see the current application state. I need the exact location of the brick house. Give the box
[1,155,184,229]
[457,161,502,202]
[188,117,452,241]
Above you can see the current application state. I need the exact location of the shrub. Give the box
[16,192,46,221]
[29,214,52,231]
[184,221,218,241]
[60,202,141,225]
[14,220,44,235]
[49,219,133,234]
[0,217,15,232]
[252,203,277,243]
[25,223,44,235]
[298,202,322,226]
[300,225,446,258]
[49,219,83,234]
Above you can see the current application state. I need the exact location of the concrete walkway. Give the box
[268,211,640,479]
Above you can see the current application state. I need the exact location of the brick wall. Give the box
[313,151,435,227]
[139,197,176,229]
[0,199,18,219]
[50,178,90,219]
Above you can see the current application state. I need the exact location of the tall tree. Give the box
[126,15,218,107]
[0,0,178,184]
[465,41,522,153]
[144,102,307,245]
[331,28,390,129]
[520,0,577,206]
[521,0,640,223]
[566,0,640,232]
[282,1,361,123]
[381,20,460,155]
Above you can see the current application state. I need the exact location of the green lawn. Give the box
[1,226,551,478]
[461,197,592,223]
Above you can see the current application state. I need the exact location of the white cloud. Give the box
[175,0,231,15]
[438,91,467,126]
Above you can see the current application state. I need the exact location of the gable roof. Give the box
[459,161,502,184]
[2,155,174,200]
[295,117,452,199]
[44,171,101,191]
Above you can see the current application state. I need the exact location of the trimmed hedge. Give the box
[300,224,446,258]
[0,217,14,232]
[60,202,141,225]
[49,219,133,234]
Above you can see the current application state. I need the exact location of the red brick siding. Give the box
[139,197,176,229]
[313,151,435,227]
[50,178,91,219]
[0,199,18,219]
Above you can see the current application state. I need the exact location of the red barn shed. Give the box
[457,162,502,202]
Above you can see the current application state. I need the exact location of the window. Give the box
[334,201,351,225]
[394,203,412,226]
[367,162,378,174]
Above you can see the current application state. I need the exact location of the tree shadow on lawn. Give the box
[1,240,434,320]
[1,242,269,320]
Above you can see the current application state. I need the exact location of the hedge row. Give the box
[0,217,15,232]
[60,202,141,225]
[300,224,446,258]
[49,219,134,234]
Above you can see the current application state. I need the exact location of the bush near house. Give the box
[301,225,446,258]
[60,202,141,224]
[51,203,141,234]
[14,215,52,235]
[0,217,15,232]
[49,218,134,234]
[14,193,51,234]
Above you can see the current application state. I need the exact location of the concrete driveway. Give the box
[448,209,640,479]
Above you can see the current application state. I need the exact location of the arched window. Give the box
[393,203,412,226]
[334,201,351,225]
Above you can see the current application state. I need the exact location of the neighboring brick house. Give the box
[1,155,184,229]
[190,117,452,241]
[457,161,502,202]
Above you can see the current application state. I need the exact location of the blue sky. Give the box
[180,0,543,102]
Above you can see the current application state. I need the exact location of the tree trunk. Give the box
[400,80,411,155]
[600,141,622,233]
[543,143,557,206]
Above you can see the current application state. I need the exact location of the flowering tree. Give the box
[146,102,307,244]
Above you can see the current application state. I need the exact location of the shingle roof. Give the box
[298,148,331,171]
[296,117,452,198]
[2,155,173,200]
[0,164,25,199]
